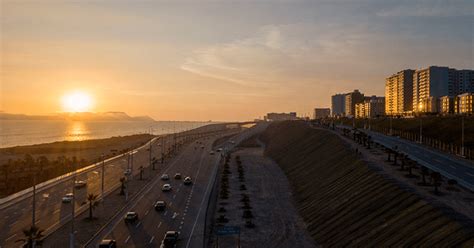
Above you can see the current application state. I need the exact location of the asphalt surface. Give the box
[0,124,231,248]
[339,125,474,190]
[0,135,172,247]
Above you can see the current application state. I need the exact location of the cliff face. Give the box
[260,121,474,247]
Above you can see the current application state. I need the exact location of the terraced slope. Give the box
[260,121,474,247]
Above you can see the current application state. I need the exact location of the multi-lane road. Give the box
[338,125,474,190]
[87,124,265,247]
[0,124,239,248]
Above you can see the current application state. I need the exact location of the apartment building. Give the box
[331,94,346,117]
[345,90,365,117]
[455,93,474,114]
[385,69,415,115]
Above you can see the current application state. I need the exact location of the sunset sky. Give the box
[1,0,473,121]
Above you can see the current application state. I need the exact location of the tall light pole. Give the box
[101,153,105,200]
[461,115,465,157]
[389,111,393,136]
[70,165,76,248]
[32,176,36,228]
[419,117,423,144]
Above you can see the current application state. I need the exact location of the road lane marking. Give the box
[135,221,141,228]
[5,233,17,241]
[125,235,130,243]
[169,202,173,207]
[164,211,168,216]
[173,194,176,199]
[449,165,456,170]
[179,225,182,230]
[157,222,162,229]
[149,236,155,244]
[145,210,149,216]
[172,212,178,219]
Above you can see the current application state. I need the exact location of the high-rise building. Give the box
[440,96,455,114]
[413,66,474,113]
[385,69,415,115]
[331,94,346,117]
[345,90,364,117]
[355,96,385,118]
[313,108,330,119]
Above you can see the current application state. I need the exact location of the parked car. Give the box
[161,174,170,180]
[209,151,215,155]
[154,200,166,211]
[99,239,117,248]
[62,193,74,203]
[160,231,179,248]
[174,173,182,180]
[124,212,138,222]
[162,184,172,191]
[74,180,87,188]
[183,177,192,185]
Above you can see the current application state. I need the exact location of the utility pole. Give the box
[419,117,423,144]
[461,115,465,157]
[101,154,105,200]
[70,164,76,248]
[389,112,393,136]
[32,176,36,228]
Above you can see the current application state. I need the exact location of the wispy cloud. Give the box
[376,0,474,17]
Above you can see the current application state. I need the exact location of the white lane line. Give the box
[176,188,180,193]
[145,210,149,216]
[135,221,141,228]
[169,202,173,207]
[6,233,17,241]
[179,225,183,230]
[449,165,456,170]
[157,221,162,229]
[173,194,176,199]
[164,211,168,216]
[149,236,155,244]
[125,235,130,243]
[172,212,178,219]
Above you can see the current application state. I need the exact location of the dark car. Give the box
[154,200,166,211]
[99,239,117,248]
[174,173,182,180]
[160,231,179,248]
[124,212,138,223]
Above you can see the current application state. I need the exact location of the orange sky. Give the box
[1,1,472,121]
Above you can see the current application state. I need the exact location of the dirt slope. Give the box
[260,121,474,247]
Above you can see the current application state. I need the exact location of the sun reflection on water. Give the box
[66,121,90,141]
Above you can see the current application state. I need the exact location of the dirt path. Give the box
[210,145,316,248]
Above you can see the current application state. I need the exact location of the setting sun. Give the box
[61,91,93,112]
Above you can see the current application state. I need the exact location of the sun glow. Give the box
[61,91,93,112]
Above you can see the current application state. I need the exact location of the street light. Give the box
[461,115,465,157]
[70,164,76,248]
[101,153,105,200]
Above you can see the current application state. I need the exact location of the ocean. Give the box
[0,120,209,148]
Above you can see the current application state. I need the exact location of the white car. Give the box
[217,148,223,152]
[62,193,74,203]
[74,180,87,188]
[210,151,215,155]
[162,184,172,192]
[183,177,192,185]
[161,174,170,180]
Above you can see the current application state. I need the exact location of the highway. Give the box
[87,124,265,248]
[0,124,234,248]
[338,125,474,191]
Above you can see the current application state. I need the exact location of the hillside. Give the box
[260,121,474,247]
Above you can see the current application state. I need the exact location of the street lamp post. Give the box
[70,165,76,248]
[461,115,465,157]
[101,154,105,200]
[419,117,423,144]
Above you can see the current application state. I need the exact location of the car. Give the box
[201,146,205,149]
[74,180,87,188]
[154,200,166,211]
[124,212,138,222]
[99,239,117,248]
[124,169,132,176]
[209,151,215,155]
[174,173,182,180]
[183,177,192,185]
[62,193,74,203]
[160,231,179,248]
[161,174,170,180]
[162,184,172,191]
[217,148,223,152]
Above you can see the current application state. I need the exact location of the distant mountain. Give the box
[0,112,156,122]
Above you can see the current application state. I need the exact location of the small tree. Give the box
[16,225,44,247]
[120,177,127,195]
[431,172,442,194]
[87,193,99,219]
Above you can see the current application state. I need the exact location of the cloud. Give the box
[376,0,474,17]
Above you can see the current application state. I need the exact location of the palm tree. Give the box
[16,225,44,247]
[120,177,126,195]
[87,193,99,219]
[431,172,442,194]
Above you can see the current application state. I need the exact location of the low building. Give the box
[345,90,365,117]
[313,108,330,119]
[455,93,474,114]
[265,112,298,121]
[440,96,455,114]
